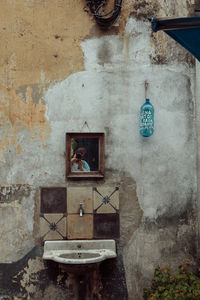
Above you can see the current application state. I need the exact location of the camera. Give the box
[76,153,82,160]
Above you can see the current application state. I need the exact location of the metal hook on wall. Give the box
[80,121,91,132]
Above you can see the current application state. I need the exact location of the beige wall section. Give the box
[0,0,93,88]
[0,0,93,159]
[0,0,136,159]
[0,0,195,87]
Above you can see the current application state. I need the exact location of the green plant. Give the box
[144,261,200,300]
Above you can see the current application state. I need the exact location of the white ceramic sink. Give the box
[43,240,117,265]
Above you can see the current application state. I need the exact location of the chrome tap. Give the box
[79,203,84,217]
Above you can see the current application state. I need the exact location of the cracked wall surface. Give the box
[0,1,198,299]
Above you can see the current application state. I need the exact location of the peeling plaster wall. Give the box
[0,185,35,263]
[0,1,198,299]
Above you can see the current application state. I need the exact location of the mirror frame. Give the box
[66,132,104,179]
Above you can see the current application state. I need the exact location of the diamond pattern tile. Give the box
[93,186,119,214]
[40,214,67,241]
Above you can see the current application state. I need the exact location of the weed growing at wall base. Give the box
[144,261,200,300]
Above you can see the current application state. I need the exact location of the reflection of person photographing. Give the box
[71,147,90,172]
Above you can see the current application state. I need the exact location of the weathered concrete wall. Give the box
[0,1,198,299]
[195,59,200,260]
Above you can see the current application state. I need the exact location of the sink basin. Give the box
[43,240,117,265]
[59,252,101,259]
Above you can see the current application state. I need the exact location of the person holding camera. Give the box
[71,147,90,172]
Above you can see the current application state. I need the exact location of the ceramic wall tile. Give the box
[67,214,93,239]
[93,186,119,214]
[67,187,93,214]
[40,187,66,213]
[94,213,120,239]
[40,213,66,241]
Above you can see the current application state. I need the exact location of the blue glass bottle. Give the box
[140,98,154,137]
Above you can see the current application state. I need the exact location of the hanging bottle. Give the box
[140,98,154,137]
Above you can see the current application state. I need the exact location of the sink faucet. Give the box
[79,203,84,217]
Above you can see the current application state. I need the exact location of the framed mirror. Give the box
[66,133,104,179]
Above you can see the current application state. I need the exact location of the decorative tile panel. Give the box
[67,214,93,239]
[40,213,67,241]
[39,185,120,241]
[93,186,119,214]
[67,187,93,214]
[40,187,66,214]
[94,214,120,239]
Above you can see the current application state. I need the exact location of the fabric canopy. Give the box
[149,17,200,61]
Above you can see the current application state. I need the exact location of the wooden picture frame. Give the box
[66,133,104,179]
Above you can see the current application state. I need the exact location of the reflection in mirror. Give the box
[66,132,104,179]
[71,138,99,172]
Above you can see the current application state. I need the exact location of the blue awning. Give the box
[149,17,200,61]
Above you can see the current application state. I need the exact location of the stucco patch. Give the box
[18,257,46,297]
[0,85,50,162]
